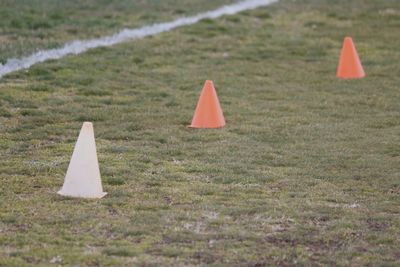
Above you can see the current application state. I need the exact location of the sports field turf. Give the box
[0,0,235,63]
[0,0,399,266]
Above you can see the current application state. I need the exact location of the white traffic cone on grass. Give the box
[58,122,107,199]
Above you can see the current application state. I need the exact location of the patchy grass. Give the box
[1,0,400,266]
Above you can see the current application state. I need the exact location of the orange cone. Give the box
[189,80,226,128]
[337,37,365,79]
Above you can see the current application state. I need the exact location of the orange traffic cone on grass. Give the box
[58,122,107,199]
[337,37,365,79]
[189,80,226,128]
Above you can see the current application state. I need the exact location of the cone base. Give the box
[188,124,225,129]
[337,74,366,79]
[57,190,107,199]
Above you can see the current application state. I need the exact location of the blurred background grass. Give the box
[0,0,236,63]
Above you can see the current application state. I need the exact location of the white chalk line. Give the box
[0,0,278,78]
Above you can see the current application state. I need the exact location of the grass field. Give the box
[0,0,235,62]
[1,0,400,266]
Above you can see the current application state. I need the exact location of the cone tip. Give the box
[81,122,94,131]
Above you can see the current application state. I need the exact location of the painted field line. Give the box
[0,0,277,78]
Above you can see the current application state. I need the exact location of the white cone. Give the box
[58,122,107,199]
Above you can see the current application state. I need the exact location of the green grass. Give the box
[1,0,400,266]
[0,0,235,62]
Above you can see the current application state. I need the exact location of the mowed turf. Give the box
[1,0,400,266]
[0,0,235,62]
